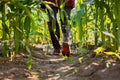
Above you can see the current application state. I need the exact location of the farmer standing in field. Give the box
[40,0,75,57]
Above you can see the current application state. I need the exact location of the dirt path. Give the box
[0,47,80,80]
[31,50,80,80]
[31,50,120,80]
[0,45,120,80]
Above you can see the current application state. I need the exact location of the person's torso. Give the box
[43,0,75,8]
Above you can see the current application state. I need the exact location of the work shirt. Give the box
[42,0,75,8]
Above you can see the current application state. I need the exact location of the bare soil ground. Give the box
[0,44,120,80]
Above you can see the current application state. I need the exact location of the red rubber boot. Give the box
[62,42,70,57]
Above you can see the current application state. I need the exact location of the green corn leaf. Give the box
[26,45,32,70]
[27,53,32,70]
[24,16,31,34]
[21,41,32,70]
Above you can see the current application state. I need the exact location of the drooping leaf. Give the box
[104,51,116,55]
[94,47,104,54]
[103,31,115,38]
[27,54,32,70]
[79,57,83,63]
[115,54,120,60]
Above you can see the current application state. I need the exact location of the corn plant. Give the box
[0,0,42,70]
[70,0,120,53]
[1,1,9,57]
[112,0,120,50]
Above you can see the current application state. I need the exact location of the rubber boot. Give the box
[62,42,70,57]
[61,25,70,57]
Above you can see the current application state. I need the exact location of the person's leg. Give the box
[47,7,61,55]
[61,7,72,57]
[55,21,60,40]
[48,22,61,54]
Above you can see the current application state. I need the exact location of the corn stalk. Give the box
[99,1,105,47]
[112,0,120,50]
[94,0,99,46]
[1,1,9,57]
